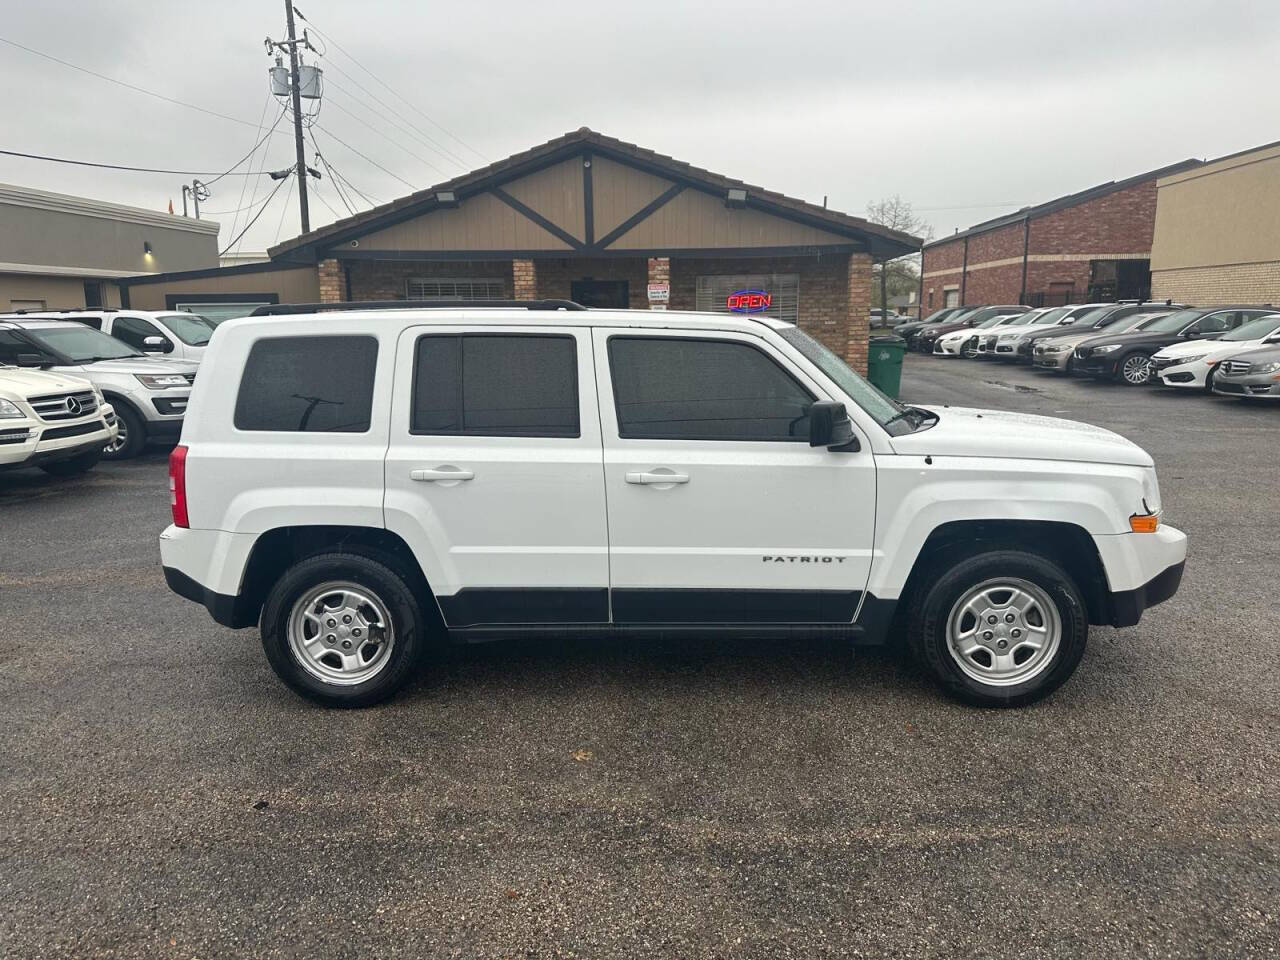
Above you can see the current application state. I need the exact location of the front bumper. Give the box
[1154,358,1209,389]
[0,412,116,469]
[993,341,1022,359]
[932,338,965,356]
[1073,351,1121,376]
[1108,560,1186,627]
[1093,524,1188,626]
[1212,375,1280,398]
[1032,348,1074,370]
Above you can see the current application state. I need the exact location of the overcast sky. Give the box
[1,0,1277,256]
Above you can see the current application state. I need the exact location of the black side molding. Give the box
[163,566,256,629]
[1108,560,1185,628]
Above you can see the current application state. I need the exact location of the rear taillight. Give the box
[169,444,189,528]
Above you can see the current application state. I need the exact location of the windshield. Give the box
[1222,316,1280,341]
[1030,307,1068,326]
[974,315,1009,329]
[945,307,979,325]
[1075,306,1114,328]
[156,312,216,346]
[20,324,143,362]
[919,308,956,324]
[1139,309,1203,334]
[778,326,906,428]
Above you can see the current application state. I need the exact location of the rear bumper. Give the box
[163,565,256,629]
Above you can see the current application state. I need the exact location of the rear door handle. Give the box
[410,466,474,482]
[625,470,690,485]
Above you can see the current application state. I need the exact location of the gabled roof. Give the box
[269,127,921,262]
[924,157,1203,249]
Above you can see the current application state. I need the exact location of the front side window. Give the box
[156,313,216,345]
[112,316,168,351]
[608,337,815,442]
[411,335,579,437]
[1222,315,1280,341]
[235,336,378,432]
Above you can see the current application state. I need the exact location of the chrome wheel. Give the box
[962,339,978,359]
[104,417,127,454]
[946,578,1061,687]
[287,581,395,686]
[1121,354,1152,385]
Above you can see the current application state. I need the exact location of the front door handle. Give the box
[625,470,690,485]
[410,466,474,483]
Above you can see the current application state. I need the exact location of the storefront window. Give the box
[407,278,505,300]
[695,274,799,323]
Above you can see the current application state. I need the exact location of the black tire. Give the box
[906,548,1088,707]
[102,402,145,460]
[260,551,430,707]
[1204,367,1217,393]
[1064,356,1074,374]
[1114,352,1153,386]
[39,448,102,476]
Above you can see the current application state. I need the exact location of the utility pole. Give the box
[283,1,310,232]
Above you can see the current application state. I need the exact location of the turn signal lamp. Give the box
[1129,513,1159,534]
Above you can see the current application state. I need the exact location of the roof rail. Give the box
[249,299,588,317]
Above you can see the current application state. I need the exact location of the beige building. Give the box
[120,128,920,371]
[1151,140,1280,305]
[0,182,219,312]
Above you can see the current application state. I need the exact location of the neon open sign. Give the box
[726,289,772,313]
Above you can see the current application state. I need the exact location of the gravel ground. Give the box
[1,354,1276,959]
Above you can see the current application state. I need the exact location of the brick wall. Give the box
[512,259,536,299]
[1152,261,1280,306]
[346,260,514,300]
[536,257,650,309]
[921,178,1161,306]
[317,258,346,302]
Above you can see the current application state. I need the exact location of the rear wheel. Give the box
[1116,352,1153,386]
[39,448,102,476]
[102,403,145,459]
[907,548,1088,707]
[260,552,430,707]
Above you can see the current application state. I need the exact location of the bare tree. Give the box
[866,196,934,314]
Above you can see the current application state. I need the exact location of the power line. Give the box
[289,8,487,163]
[313,122,417,190]
[307,131,357,215]
[0,35,288,136]
[273,174,297,243]
[218,177,289,256]
[0,147,272,177]
[204,107,289,186]
[224,96,275,245]
[323,96,448,177]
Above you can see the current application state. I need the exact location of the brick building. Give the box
[121,128,919,372]
[921,159,1201,311]
[1150,140,1280,305]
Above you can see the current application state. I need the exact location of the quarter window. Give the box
[235,335,378,432]
[411,335,579,437]
[608,336,815,442]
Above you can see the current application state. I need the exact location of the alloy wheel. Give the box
[946,578,1061,687]
[104,418,128,454]
[1121,354,1152,385]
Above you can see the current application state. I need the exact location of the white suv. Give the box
[0,318,196,459]
[160,303,1187,708]
[0,364,117,475]
[13,310,217,364]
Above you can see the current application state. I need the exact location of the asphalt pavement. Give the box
[1,354,1276,959]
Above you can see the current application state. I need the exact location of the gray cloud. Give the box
[2,0,1276,253]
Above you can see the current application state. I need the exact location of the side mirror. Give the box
[16,353,46,368]
[809,401,859,451]
[142,335,172,353]
[1061,318,1076,325]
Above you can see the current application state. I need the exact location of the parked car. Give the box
[0,363,117,475]
[1032,311,1173,372]
[13,309,217,364]
[933,312,1028,357]
[990,307,1087,358]
[1072,306,1275,386]
[892,306,966,342]
[161,301,1185,709]
[975,307,1066,356]
[1211,344,1280,399]
[915,305,1030,354]
[0,318,196,458]
[1011,301,1189,362]
[1151,314,1280,391]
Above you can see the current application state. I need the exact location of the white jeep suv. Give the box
[160,302,1187,708]
[0,318,196,459]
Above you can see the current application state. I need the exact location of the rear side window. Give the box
[608,336,815,441]
[235,335,378,432]
[411,334,579,437]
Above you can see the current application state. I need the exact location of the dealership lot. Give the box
[1,356,1276,958]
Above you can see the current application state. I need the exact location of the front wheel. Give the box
[260,552,429,707]
[102,403,145,459]
[1116,352,1153,386]
[907,549,1088,706]
[962,340,979,359]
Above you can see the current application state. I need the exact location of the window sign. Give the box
[726,290,772,313]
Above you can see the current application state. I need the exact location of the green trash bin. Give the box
[867,334,907,399]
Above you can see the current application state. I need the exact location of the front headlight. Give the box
[1174,354,1206,366]
[1252,361,1280,374]
[0,398,25,419]
[135,374,189,389]
[1047,343,1071,352]
[1093,344,1123,354]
